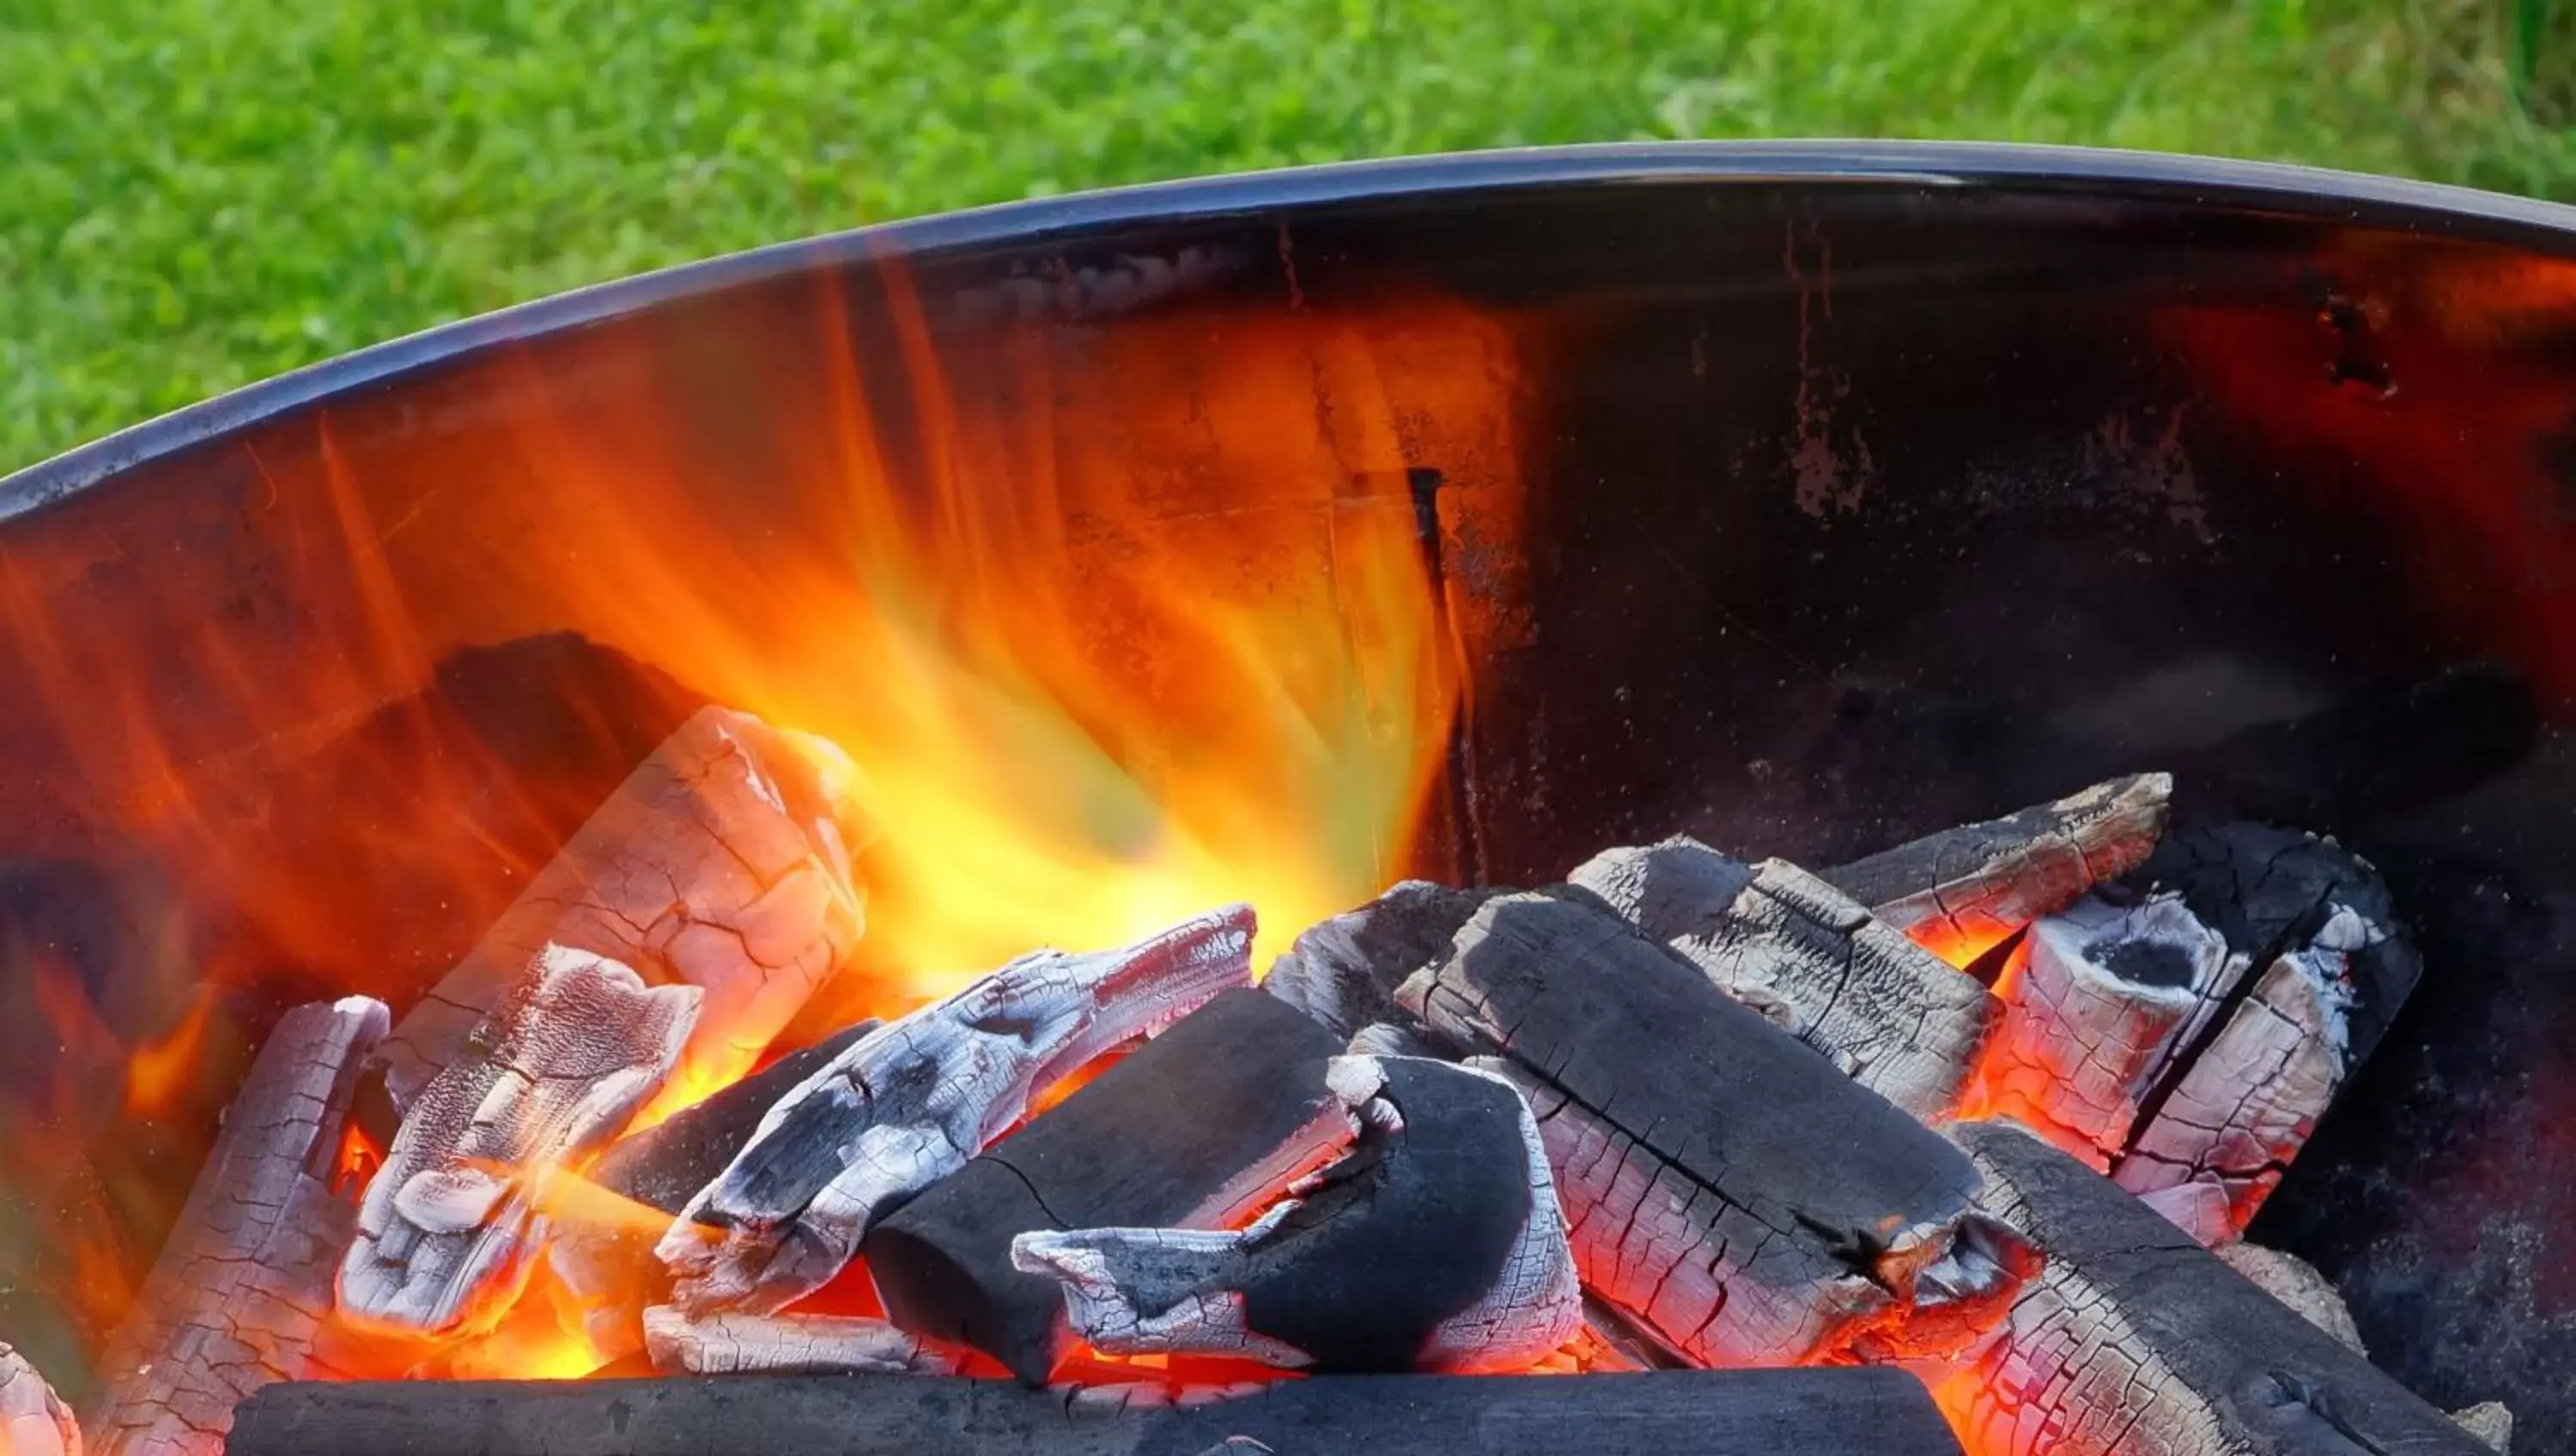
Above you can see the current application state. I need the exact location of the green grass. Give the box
[3,0,2571,474]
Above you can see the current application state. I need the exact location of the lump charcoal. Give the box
[1398,892,2033,1368]
[1826,774,2172,961]
[1939,1121,2487,1456]
[1575,842,1994,1119]
[862,989,1344,1385]
[1010,1055,1580,1374]
[660,908,1253,1315]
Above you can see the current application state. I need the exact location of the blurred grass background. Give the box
[3,0,2573,473]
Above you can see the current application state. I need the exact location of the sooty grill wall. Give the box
[2,145,2573,1442]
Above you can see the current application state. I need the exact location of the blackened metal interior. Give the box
[4,144,2573,1441]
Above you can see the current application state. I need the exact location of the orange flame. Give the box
[0,267,1531,1383]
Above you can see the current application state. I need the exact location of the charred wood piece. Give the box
[640,1308,957,1376]
[228,1368,1968,1456]
[1012,1054,1581,1374]
[1966,893,2241,1163]
[2114,939,2354,1238]
[1572,843,1994,1119]
[1941,1121,2488,1456]
[2111,823,2420,1235]
[1261,881,1495,1041]
[589,1019,883,1216]
[2128,821,2421,1074]
[82,997,386,1456]
[549,1018,882,1359]
[863,988,1345,1385]
[1825,773,2172,961]
[339,948,697,1334]
[1398,892,2033,1368]
[1,1344,78,1456]
[662,907,1255,1316]
[374,706,873,1114]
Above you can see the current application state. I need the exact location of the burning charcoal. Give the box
[82,997,386,1456]
[1964,893,2242,1163]
[2215,1242,2364,1354]
[1939,1121,2488,1456]
[1011,1055,1581,1374]
[229,1367,1966,1456]
[2107,823,2421,1237]
[545,1017,884,1360]
[1575,1295,1681,1372]
[2129,822,2421,1066]
[863,988,1346,1385]
[1261,881,1496,1040]
[662,907,1255,1316]
[588,1018,883,1216]
[0,1344,78,1456]
[1397,892,2035,1368]
[1824,773,2173,961]
[339,947,698,1334]
[1572,843,1995,1119]
[2114,940,2354,1238]
[373,706,874,1115]
[640,1307,957,1376]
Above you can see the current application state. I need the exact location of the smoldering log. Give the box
[1571,843,1994,1119]
[2113,941,2353,1239]
[640,1308,957,1376]
[82,997,386,1456]
[373,706,874,1113]
[339,947,698,1334]
[225,1368,1968,1456]
[1,1344,78,1456]
[2128,821,2421,1072]
[1965,893,2241,1163]
[2108,823,2420,1235]
[1012,1055,1581,1374]
[663,907,1255,1316]
[862,988,1345,1385]
[1397,893,2034,1368]
[1260,881,1496,1040]
[1823,773,2172,959]
[1941,1121,2488,1456]
[548,1018,883,1357]
[589,1019,884,1216]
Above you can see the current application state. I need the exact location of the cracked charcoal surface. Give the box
[1971,893,2241,1164]
[1577,844,1995,1119]
[1947,1121,2486,1456]
[82,997,386,1456]
[339,948,696,1333]
[2115,943,2349,1241]
[661,907,1255,1315]
[1,1343,78,1456]
[2128,822,2420,1070]
[1010,1055,1579,1373]
[1826,773,2173,952]
[864,987,1347,1386]
[1261,882,1498,1042]
[374,707,872,1113]
[641,1308,957,1376]
[1399,891,2025,1367]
